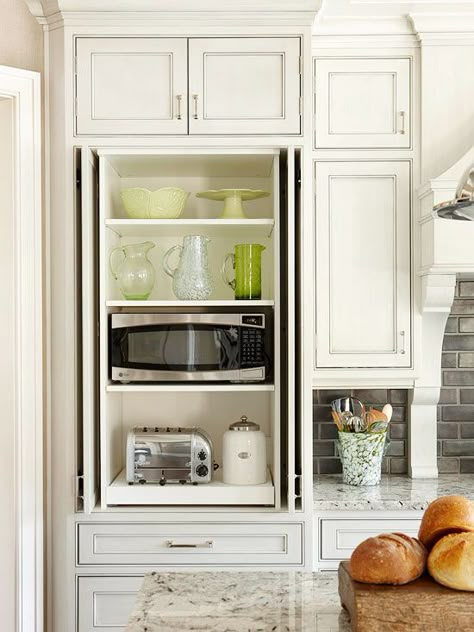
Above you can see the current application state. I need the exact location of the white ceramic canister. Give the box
[222,415,267,485]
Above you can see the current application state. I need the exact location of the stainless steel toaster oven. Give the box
[126,426,214,485]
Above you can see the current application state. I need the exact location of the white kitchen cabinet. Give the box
[75,38,188,135]
[77,576,143,632]
[75,37,301,136]
[315,161,411,368]
[188,38,301,135]
[318,517,421,569]
[314,58,411,149]
[77,522,303,566]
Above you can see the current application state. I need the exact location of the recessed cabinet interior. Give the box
[314,58,411,149]
[314,161,411,369]
[75,37,301,136]
[80,147,302,512]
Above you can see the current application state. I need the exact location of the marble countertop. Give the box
[314,474,474,512]
[126,571,349,632]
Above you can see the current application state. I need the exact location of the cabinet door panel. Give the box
[189,38,300,135]
[75,38,188,135]
[315,161,411,368]
[314,59,411,148]
[77,576,143,631]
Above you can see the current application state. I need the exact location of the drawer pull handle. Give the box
[399,111,406,135]
[192,94,199,120]
[176,94,183,120]
[166,540,213,549]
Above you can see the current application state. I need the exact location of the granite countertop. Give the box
[313,474,474,512]
[126,571,349,632]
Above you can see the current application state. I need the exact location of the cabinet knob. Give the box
[192,94,199,120]
[176,94,183,120]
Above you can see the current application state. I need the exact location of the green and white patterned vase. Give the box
[337,431,387,486]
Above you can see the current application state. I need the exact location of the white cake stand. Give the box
[196,189,270,219]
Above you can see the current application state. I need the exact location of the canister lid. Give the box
[229,415,260,431]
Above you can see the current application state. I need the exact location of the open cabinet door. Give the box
[283,147,303,513]
[79,147,99,513]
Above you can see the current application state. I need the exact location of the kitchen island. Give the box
[126,571,350,631]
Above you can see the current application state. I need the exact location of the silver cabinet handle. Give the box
[400,330,406,355]
[192,94,199,120]
[399,111,406,135]
[176,94,182,120]
[166,540,213,549]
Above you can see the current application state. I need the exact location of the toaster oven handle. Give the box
[165,540,214,549]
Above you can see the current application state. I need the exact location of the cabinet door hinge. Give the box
[75,473,84,512]
[299,96,303,116]
[74,55,78,75]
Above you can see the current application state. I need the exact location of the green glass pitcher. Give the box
[222,243,266,300]
[109,241,156,300]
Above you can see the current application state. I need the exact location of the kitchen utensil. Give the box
[163,234,214,300]
[382,403,393,422]
[196,189,270,219]
[331,398,366,432]
[222,415,267,485]
[434,164,474,220]
[222,243,266,300]
[121,187,189,219]
[109,241,155,300]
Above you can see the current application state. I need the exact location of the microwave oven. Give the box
[110,313,271,383]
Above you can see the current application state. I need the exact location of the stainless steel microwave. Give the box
[110,313,270,383]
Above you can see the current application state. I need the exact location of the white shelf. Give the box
[106,299,275,308]
[106,468,275,506]
[107,384,274,393]
[105,218,275,240]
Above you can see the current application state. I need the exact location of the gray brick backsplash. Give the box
[460,389,474,403]
[442,440,474,456]
[460,317,474,333]
[443,335,474,351]
[440,388,458,404]
[438,457,460,473]
[437,422,459,439]
[460,423,474,438]
[459,353,474,368]
[459,281,474,297]
[442,353,457,368]
[460,459,474,473]
[450,299,474,315]
[313,389,408,476]
[442,405,474,421]
[445,317,458,333]
[444,371,474,386]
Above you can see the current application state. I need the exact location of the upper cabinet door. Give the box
[75,38,188,136]
[315,161,411,369]
[314,58,411,149]
[188,38,301,135]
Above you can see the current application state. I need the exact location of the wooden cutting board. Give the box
[338,561,474,632]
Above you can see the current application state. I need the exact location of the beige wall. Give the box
[0,0,43,72]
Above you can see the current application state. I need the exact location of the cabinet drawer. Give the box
[77,576,143,632]
[78,522,303,566]
[320,518,421,561]
[314,58,411,149]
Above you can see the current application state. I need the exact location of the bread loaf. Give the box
[349,532,427,585]
[418,495,474,550]
[428,532,474,591]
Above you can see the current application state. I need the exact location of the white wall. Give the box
[0,96,15,632]
[0,0,43,72]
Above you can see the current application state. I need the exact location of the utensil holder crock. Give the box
[337,431,387,486]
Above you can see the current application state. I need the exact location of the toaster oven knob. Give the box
[196,464,209,478]
[197,450,207,461]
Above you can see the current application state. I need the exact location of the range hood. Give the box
[434,164,474,220]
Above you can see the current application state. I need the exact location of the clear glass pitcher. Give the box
[222,243,266,300]
[163,234,214,300]
[109,241,156,300]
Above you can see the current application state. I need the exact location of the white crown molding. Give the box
[409,12,474,43]
[25,0,322,26]
[313,14,414,36]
